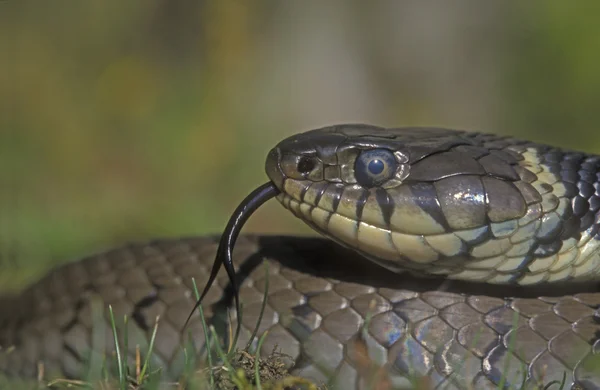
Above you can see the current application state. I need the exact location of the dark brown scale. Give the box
[578,181,595,198]
[336,124,395,138]
[579,169,596,184]
[544,150,564,163]
[562,181,580,199]
[590,223,599,239]
[562,169,580,184]
[490,148,524,163]
[536,217,564,244]
[536,221,564,245]
[514,165,538,183]
[453,145,490,159]
[482,140,516,150]
[434,175,486,230]
[409,151,485,181]
[561,155,585,170]
[478,154,520,181]
[573,197,591,218]
[585,154,600,164]
[590,195,600,211]
[580,213,595,231]
[481,177,526,223]
[513,181,542,205]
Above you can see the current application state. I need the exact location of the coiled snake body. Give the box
[1,125,600,389]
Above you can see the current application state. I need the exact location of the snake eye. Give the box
[297,157,316,174]
[355,149,397,187]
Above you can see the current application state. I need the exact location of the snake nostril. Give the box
[297,157,316,174]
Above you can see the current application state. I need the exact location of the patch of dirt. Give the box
[213,350,323,390]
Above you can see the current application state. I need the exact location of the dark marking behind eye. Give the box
[355,188,369,220]
[375,188,394,228]
[313,182,329,206]
[330,185,343,212]
[410,182,450,231]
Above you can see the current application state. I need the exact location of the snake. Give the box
[1,124,600,389]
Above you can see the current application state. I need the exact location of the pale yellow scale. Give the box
[283,179,308,203]
[510,220,540,244]
[496,257,529,272]
[519,272,548,285]
[451,269,493,281]
[488,274,514,283]
[547,266,573,282]
[390,232,439,263]
[505,238,535,257]
[471,237,511,258]
[310,207,331,231]
[490,220,519,238]
[356,222,397,262]
[465,256,506,269]
[327,213,358,248]
[424,233,464,257]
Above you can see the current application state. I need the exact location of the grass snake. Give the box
[1,125,599,389]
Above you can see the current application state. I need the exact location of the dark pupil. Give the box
[298,157,315,173]
[368,159,385,175]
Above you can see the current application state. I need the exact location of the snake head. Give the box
[265,124,584,285]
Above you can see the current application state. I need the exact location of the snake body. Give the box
[1,125,600,389]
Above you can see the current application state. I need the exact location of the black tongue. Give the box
[184,181,280,328]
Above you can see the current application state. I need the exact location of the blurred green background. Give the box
[2,1,600,292]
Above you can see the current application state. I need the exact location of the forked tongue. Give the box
[185,182,280,329]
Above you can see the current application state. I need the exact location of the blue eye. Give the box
[355,149,397,188]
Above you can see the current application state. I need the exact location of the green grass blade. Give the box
[122,314,129,381]
[138,315,160,384]
[107,305,126,390]
[192,277,215,388]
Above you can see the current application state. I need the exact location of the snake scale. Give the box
[1,125,600,389]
